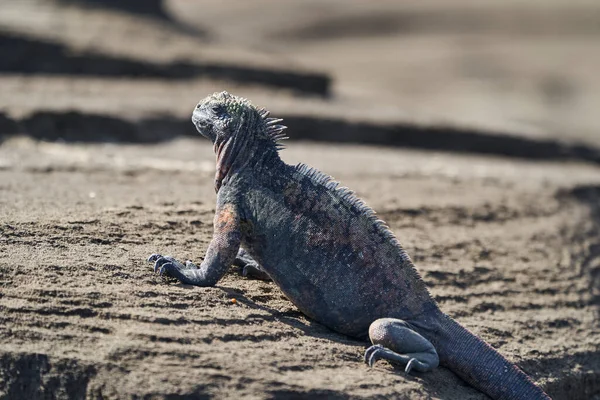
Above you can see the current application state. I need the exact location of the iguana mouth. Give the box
[191,110,205,125]
[191,110,213,139]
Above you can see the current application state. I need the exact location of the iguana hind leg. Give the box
[366,318,439,373]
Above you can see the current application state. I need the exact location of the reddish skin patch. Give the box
[200,202,242,282]
[214,141,231,192]
[215,204,238,231]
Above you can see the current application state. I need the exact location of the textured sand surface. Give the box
[1,138,600,399]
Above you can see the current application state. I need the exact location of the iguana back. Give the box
[235,162,435,337]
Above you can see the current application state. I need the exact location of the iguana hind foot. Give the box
[366,318,439,373]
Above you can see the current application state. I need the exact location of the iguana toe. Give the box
[367,318,439,373]
[147,253,161,263]
[365,345,405,369]
[404,358,420,374]
[365,345,436,373]
[364,344,384,365]
[148,255,186,276]
[157,261,175,276]
[152,256,169,273]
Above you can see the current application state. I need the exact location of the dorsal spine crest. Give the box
[259,109,288,150]
[293,163,410,261]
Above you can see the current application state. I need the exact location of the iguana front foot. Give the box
[147,254,198,280]
[365,318,439,373]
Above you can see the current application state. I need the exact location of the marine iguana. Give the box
[147,91,551,400]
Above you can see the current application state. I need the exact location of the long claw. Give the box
[367,345,388,367]
[368,350,380,367]
[147,254,195,283]
[364,345,375,364]
[364,345,383,366]
[405,358,416,374]
[365,345,428,373]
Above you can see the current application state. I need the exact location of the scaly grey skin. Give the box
[147,91,551,400]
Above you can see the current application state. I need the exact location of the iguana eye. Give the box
[211,104,224,114]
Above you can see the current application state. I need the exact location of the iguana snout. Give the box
[191,95,223,142]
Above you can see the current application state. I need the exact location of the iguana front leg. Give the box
[148,203,241,286]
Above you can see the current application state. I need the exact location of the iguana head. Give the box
[192,91,252,141]
[192,91,287,191]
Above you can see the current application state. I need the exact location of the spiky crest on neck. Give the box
[256,106,288,151]
[207,92,288,191]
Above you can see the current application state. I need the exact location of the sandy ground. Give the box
[1,1,600,399]
[1,137,599,399]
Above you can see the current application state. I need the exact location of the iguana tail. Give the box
[431,313,551,400]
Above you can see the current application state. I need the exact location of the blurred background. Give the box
[0,0,599,157]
